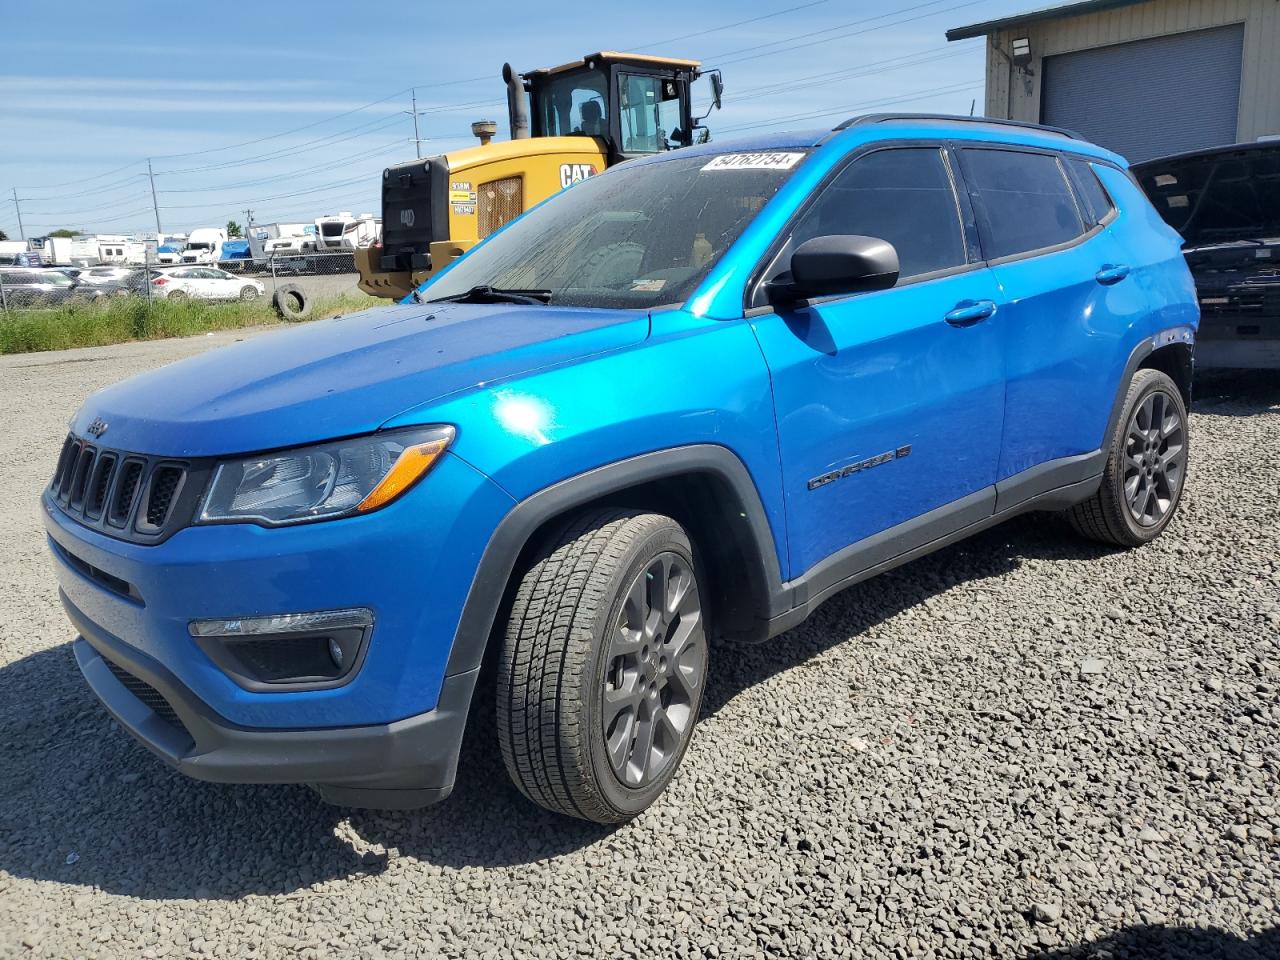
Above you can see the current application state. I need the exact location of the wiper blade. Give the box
[428,285,553,305]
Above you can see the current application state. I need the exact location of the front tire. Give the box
[1069,368,1188,547]
[239,285,259,301]
[497,509,708,824]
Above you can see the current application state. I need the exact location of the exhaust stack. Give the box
[502,63,530,140]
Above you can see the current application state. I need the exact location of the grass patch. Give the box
[0,292,378,355]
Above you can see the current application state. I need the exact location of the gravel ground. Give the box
[0,332,1277,959]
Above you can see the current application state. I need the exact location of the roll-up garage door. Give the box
[1041,23,1243,162]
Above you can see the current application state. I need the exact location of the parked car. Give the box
[272,255,315,275]
[80,266,151,297]
[0,267,101,306]
[1133,140,1279,369]
[151,267,265,301]
[44,116,1198,823]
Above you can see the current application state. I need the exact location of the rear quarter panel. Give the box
[1094,163,1201,372]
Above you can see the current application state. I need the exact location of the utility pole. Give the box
[11,187,25,241]
[244,208,254,235]
[146,158,162,235]
[407,89,425,159]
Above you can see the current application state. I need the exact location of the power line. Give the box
[23,191,153,216]
[157,140,406,193]
[720,79,984,133]
[154,114,409,175]
[159,171,383,210]
[634,0,831,51]
[708,0,985,68]
[731,44,980,103]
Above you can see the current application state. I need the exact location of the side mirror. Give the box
[768,235,899,303]
[709,71,724,110]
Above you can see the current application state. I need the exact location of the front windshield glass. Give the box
[421,150,809,310]
[537,69,609,137]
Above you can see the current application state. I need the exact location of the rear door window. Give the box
[962,148,1085,260]
[789,147,968,282]
[1064,157,1115,226]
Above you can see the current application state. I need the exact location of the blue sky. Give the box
[1,0,1034,237]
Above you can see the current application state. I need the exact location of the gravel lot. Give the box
[0,331,1276,959]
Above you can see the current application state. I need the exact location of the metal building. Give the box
[947,0,1280,161]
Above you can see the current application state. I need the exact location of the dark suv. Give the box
[1134,141,1279,369]
[45,115,1199,823]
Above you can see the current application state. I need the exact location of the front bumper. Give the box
[42,451,511,729]
[70,595,479,808]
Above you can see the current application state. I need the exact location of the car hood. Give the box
[1132,141,1280,249]
[70,301,649,457]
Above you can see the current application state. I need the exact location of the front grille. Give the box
[49,434,206,545]
[478,176,523,239]
[145,466,183,527]
[101,656,186,731]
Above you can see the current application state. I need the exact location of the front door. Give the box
[750,145,1006,579]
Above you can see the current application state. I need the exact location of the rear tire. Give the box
[497,509,709,824]
[1069,368,1188,547]
[166,289,188,301]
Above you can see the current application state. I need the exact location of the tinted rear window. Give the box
[964,148,1084,259]
[1065,158,1115,226]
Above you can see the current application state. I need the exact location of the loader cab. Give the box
[524,52,707,164]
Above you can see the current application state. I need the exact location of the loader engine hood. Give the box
[70,302,649,457]
[1133,141,1280,250]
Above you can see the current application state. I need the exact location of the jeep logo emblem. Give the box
[399,208,415,228]
[86,417,109,439]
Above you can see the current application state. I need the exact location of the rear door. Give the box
[750,144,1006,578]
[957,145,1128,482]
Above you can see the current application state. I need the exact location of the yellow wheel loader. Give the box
[356,51,722,299]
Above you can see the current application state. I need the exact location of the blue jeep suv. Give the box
[44,115,1199,823]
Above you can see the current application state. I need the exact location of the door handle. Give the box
[1096,263,1131,285]
[944,299,997,327]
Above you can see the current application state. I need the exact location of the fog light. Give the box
[189,607,372,638]
[188,607,373,690]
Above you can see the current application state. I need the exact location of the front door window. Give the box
[618,74,682,154]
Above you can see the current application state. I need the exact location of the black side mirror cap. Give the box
[768,235,900,304]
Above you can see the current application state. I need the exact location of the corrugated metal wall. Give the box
[1041,24,1244,160]
[983,0,1280,145]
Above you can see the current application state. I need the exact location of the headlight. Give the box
[197,425,454,526]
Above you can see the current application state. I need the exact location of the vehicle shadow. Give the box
[0,512,1111,901]
[700,510,1111,718]
[1193,369,1280,417]
[1024,922,1278,959]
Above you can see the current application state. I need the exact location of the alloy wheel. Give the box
[1123,389,1186,526]
[602,552,704,789]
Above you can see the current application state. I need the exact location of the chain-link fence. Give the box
[0,249,368,315]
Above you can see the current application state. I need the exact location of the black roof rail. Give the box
[829,113,1085,142]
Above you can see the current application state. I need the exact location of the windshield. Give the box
[537,69,608,138]
[185,242,211,251]
[421,150,808,309]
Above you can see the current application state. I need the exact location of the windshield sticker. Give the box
[631,278,666,292]
[702,152,806,172]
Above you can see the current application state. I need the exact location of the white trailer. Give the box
[315,212,381,251]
